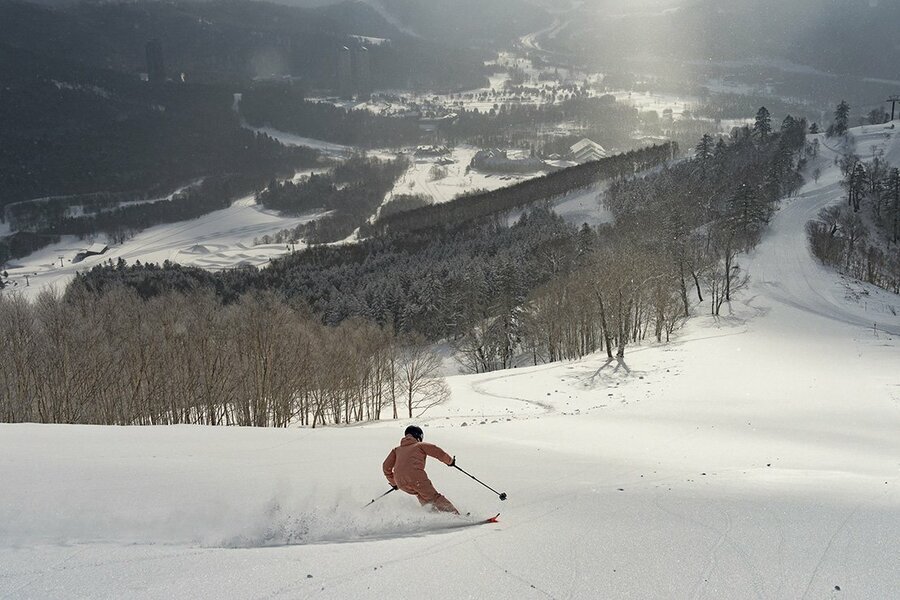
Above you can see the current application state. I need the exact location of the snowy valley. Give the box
[2,0,900,597]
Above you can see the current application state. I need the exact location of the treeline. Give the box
[61,197,732,373]
[69,208,589,339]
[257,155,407,215]
[445,95,641,149]
[258,155,409,244]
[695,92,811,123]
[807,155,900,293]
[377,194,432,220]
[241,86,423,148]
[0,289,449,426]
[0,232,61,267]
[368,142,677,236]
[6,191,136,232]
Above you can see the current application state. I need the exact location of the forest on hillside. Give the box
[58,113,810,402]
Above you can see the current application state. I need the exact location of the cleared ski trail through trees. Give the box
[749,127,900,335]
[1,126,899,599]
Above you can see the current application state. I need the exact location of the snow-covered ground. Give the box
[610,90,698,119]
[504,182,613,229]
[387,145,607,216]
[390,146,546,205]
[247,125,355,158]
[2,196,324,301]
[2,126,900,599]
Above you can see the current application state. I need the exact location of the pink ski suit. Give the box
[383,434,459,514]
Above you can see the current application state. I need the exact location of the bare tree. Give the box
[0,293,37,422]
[397,336,450,418]
[703,224,749,315]
[838,208,867,268]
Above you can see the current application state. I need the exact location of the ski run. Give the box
[1,124,899,599]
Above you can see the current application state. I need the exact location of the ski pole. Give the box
[453,464,507,501]
[363,487,397,508]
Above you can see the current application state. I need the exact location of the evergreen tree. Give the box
[695,134,714,162]
[753,107,772,140]
[847,162,867,212]
[577,223,596,256]
[888,168,900,243]
[713,137,728,178]
[779,115,806,150]
[728,183,769,248]
[695,133,714,178]
[832,100,851,137]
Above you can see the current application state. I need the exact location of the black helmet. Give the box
[404,425,423,442]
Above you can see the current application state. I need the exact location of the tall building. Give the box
[337,46,353,99]
[145,39,165,84]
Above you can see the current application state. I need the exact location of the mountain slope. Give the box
[1,126,899,598]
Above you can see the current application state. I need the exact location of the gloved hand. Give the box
[391,485,398,490]
[448,456,456,467]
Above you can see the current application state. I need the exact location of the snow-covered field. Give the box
[2,196,324,301]
[504,182,613,229]
[2,126,900,599]
[390,146,546,205]
[610,90,697,119]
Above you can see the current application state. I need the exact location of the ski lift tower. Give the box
[887,95,900,122]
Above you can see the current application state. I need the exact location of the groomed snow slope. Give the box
[1,126,899,599]
[3,196,325,302]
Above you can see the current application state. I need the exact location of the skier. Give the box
[382,425,459,514]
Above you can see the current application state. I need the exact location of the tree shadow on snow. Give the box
[589,357,631,383]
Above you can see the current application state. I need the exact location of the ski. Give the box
[454,512,500,527]
[460,513,499,525]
